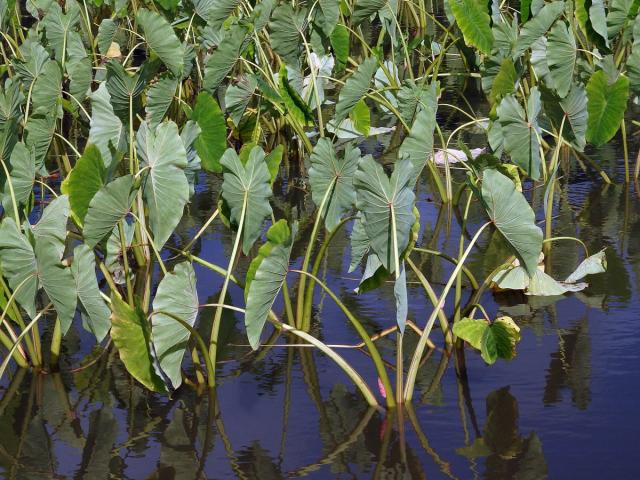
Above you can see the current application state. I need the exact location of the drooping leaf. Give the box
[0,217,38,318]
[453,316,521,364]
[13,38,49,86]
[317,0,340,35]
[394,263,408,333]
[496,88,542,179]
[97,18,119,55]
[105,60,147,122]
[61,144,106,225]
[137,8,185,76]
[269,4,306,66]
[481,169,543,275]
[546,22,576,98]
[348,214,370,272]
[565,249,607,283]
[66,56,93,106]
[110,295,168,392]
[71,244,111,342]
[88,83,126,168]
[2,142,35,214]
[513,1,565,57]
[151,262,198,389]
[31,61,62,115]
[278,65,314,126]
[330,24,350,68]
[220,146,273,254]
[146,75,178,129]
[31,195,70,253]
[308,139,359,232]
[245,219,290,299]
[225,74,257,126]
[350,99,371,136]
[265,145,283,186]
[588,0,609,48]
[398,82,438,180]
[488,58,518,106]
[245,222,295,349]
[180,120,202,193]
[353,155,416,276]
[137,121,189,250]
[352,0,386,25]
[560,83,588,151]
[192,92,227,173]
[334,56,378,124]
[203,23,250,92]
[206,0,240,31]
[83,175,137,248]
[25,112,56,174]
[448,0,494,55]
[585,70,629,146]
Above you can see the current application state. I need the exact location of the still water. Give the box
[1,112,640,478]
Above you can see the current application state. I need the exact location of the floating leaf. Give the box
[453,316,521,364]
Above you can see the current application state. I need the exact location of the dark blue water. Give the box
[1,142,640,479]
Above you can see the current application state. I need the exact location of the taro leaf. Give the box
[606,0,637,38]
[353,155,416,277]
[206,0,241,31]
[330,24,350,68]
[629,46,640,95]
[350,100,370,136]
[496,87,542,180]
[317,0,340,36]
[245,219,290,300]
[151,261,198,389]
[265,145,283,186]
[279,65,314,126]
[308,139,359,232]
[25,112,55,175]
[244,222,295,349]
[180,120,202,193]
[334,56,378,124]
[31,195,70,254]
[31,61,62,115]
[448,0,494,55]
[220,146,273,255]
[110,295,168,392]
[560,83,588,151]
[13,39,49,86]
[61,144,106,225]
[481,169,543,276]
[585,70,629,146]
[2,142,35,214]
[348,214,370,272]
[137,121,189,250]
[270,4,306,66]
[67,56,93,105]
[137,8,185,77]
[83,175,137,248]
[35,238,77,334]
[547,22,576,98]
[488,58,517,106]
[453,316,521,364]
[398,82,438,180]
[203,23,250,92]
[0,217,38,318]
[146,75,178,129]
[41,2,80,61]
[565,249,607,283]
[394,263,408,333]
[225,74,257,126]
[513,1,565,58]
[105,60,147,122]
[97,19,118,55]
[71,244,110,342]
[397,79,436,124]
[88,83,126,168]
[0,79,24,128]
[352,0,386,25]
[588,0,609,48]
[192,92,226,173]
[355,252,388,293]
[575,0,608,49]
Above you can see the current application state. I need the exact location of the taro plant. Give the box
[0,0,623,408]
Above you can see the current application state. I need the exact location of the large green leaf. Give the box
[31,194,69,252]
[71,244,111,342]
[105,60,147,122]
[145,75,178,129]
[245,222,295,349]
[203,23,250,92]
[13,39,49,87]
[137,9,185,76]
[192,92,226,173]
[560,83,588,151]
[25,112,56,173]
[137,121,189,250]
[244,220,290,299]
[269,4,306,66]
[220,146,273,255]
[224,74,257,126]
[585,70,630,145]
[205,0,240,30]
[0,217,38,318]
[151,261,198,389]
[31,61,62,115]
[454,316,521,364]
[398,82,438,179]
[97,18,118,55]
[514,1,565,57]
[348,214,370,272]
[66,55,93,106]
[83,175,137,248]
[448,0,494,55]
[352,0,386,25]
[308,139,359,232]
[41,2,80,61]
[2,142,35,214]
[110,295,168,392]
[353,155,416,276]
[481,169,543,275]
[546,22,576,98]
[88,83,126,168]
[496,87,542,179]
[334,56,378,124]
[61,144,106,225]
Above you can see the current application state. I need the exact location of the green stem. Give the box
[49,317,62,369]
[404,221,490,402]
[291,269,396,408]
